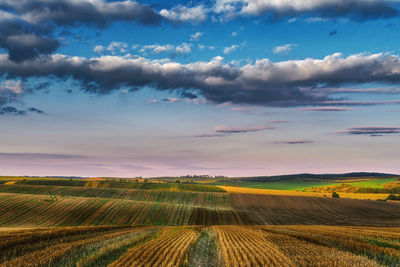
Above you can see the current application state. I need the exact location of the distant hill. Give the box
[229,172,400,182]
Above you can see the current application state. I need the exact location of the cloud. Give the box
[321,100,400,106]
[273,44,296,54]
[0,106,26,115]
[214,0,400,21]
[336,126,400,136]
[161,97,181,103]
[0,80,24,109]
[190,32,203,42]
[214,125,274,133]
[223,44,239,54]
[160,5,207,24]
[0,1,162,61]
[140,43,191,54]
[194,125,274,137]
[93,45,105,54]
[269,120,290,123]
[141,44,175,54]
[324,86,400,94]
[193,133,227,138]
[5,0,161,26]
[274,140,314,144]
[0,152,87,159]
[4,52,400,107]
[299,107,354,112]
[329,30,337,36]
[0,33,60,62]
[176,43,191,54]
[107,42,128,54]
[28,107,44,114]
[0,80,23,95]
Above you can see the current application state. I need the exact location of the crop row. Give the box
[0,184,231,208]
[15,179,225,192]
[1,225,399,266]
[0,193,243,227]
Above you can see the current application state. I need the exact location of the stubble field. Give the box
[0,179,399,266]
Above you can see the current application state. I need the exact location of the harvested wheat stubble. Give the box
[0,225,399,266]
[212,225,294,266]
[260,228,379,267]
[109,227,200,267]
[261,225,400,266]
[0,227,144,267]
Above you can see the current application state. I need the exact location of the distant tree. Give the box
[332,192,340,198]
[176,180,181,183]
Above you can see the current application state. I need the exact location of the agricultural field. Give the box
[1,177,400,266]
[10,178,225,192]
[0,183,400,227]
[210,180,338,191]
[210,176,400,200]
[1,225,399,266]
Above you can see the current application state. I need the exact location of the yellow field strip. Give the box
[219,186,391,200]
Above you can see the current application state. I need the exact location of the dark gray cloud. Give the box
[329,30,337,36]
[195,125,274,137]
[336,127,400,136]
[2,0,161,26]
[28,107,44,114]
[0,0,162,61]
[194,133,227,138]
[214,125,274,134]
[274,140,314,144]
[0,105,44,116]
[0,106,26,115]
[2,52,400,107]
[299,107,354,112]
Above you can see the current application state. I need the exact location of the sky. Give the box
[0,0,400,177]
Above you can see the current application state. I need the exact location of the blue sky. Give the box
[0,0,400,177]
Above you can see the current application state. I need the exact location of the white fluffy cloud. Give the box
[107,42,128,54]
[93,45,105,54]
[0,81,23,95]
[273,44,297,54]
[190,32,203,42]
[140,43,191,54]
[223,44,239,54]
[214,0,400,20]
[160,5,207,23]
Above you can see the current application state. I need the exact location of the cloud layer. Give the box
[1,0,399,62]
[214,125,274,133]
[274,140,314,144]
[215,0,400,21]
[0,0,161,61]
[336,126,400,136]
[3,52,400,107]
